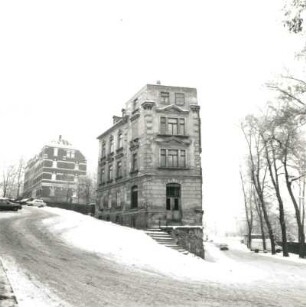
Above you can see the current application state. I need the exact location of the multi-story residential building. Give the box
[23,136,87,203]
[96,84,203,229]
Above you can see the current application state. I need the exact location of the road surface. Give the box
[0,207,306,307]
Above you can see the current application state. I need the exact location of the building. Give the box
[23,136,87,203]
[96,84,203,229]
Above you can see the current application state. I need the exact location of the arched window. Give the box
[131,185,138,208]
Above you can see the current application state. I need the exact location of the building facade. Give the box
[23,136,87,203]
[96,84,203,229]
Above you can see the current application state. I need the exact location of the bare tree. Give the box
[241,117,276,254]
[240,169,254,248]
[266,77,306,258]
[76,173,96,204]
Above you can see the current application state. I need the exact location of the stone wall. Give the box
[161,226,205,259]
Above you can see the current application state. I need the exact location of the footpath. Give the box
[0,258,18,307]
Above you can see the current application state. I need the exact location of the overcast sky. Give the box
[0,0,301,234]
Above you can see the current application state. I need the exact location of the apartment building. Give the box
[96,84,203,229]
[23,136,87,203]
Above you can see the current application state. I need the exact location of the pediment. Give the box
[155,104,189,114]
[155,135,191,146]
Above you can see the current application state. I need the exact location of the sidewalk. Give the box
[0,258,18,307]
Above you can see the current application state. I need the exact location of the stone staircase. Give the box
[145,229,189,255]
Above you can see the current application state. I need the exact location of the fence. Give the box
[277,242,300,254]
[47,202,95,216]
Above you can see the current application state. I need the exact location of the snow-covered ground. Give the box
[1,207,306,307]
[41,208,268,284]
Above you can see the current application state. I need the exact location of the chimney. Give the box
[59,135,62,142]
[121,108,126,117]
[156,80,161,85]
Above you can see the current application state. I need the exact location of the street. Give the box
[1,207,306,307]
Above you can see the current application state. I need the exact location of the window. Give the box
[160,117,167,134]
[179,118,185,135]
[100,168,105,184]
[160,92,170,104]
[66,150,75,159]
[132,152,138,172]
[118,132,123,149]
[168,149,178,167]
[175,93,185,106]
[168,118,178,135]
[54,148,58,157]
[109,136,114,154]
[102,141,106,158]
[108,195,112,208]
[160,149,166,167]
[160,149,186,168]
[131,186,138,208]
[160,117,185,135]
[103,196,108,208]
[180,150,186,167]
[116,191,121,207]
[108,164,113,181]
[116,161,122,178]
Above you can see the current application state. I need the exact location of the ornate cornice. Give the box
[141,100,156,110]
[190,104,200,112]
[155,104,189,114]
[154,135,191,146]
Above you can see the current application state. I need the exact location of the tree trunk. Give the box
[255,197,266,250]
[264,142,289,256]
[284,161,306,258]
[253,171,276,254]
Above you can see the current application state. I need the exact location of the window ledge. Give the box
[157,134,189,138]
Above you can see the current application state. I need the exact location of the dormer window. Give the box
[175,93,185,106]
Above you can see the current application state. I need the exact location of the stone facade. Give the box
[96,84,203,229]
[23,136,87,203]
[161,226,205,258]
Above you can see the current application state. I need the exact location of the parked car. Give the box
[19,198,33,205]
[219,243,229,251]
[26,199,47,207]
[0,198,22,211]
[250,239,282,253]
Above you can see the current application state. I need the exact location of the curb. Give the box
[0,258,18,307]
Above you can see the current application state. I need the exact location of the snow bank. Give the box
[41,208,268,284]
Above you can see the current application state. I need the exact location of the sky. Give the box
[0,0,301,234]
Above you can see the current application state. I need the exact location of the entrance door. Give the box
[166,183,181,221]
